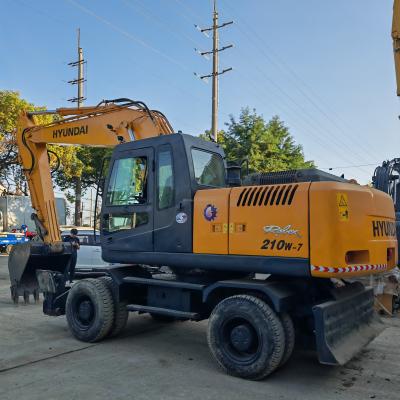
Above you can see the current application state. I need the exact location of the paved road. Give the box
[1,255,399,400]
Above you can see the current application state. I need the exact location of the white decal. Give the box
[176,212,188,224]
[263,225,301,238]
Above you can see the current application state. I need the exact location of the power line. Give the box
[219,0,383,164]
[174,2,372,177]
[65,0,190,72]
[123,0,203,49]
[320,163,379,170]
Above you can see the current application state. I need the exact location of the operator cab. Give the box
[100,133,226,262]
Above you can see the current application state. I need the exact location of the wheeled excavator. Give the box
[8,97,397,380]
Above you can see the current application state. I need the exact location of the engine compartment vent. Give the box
[243,168,346,186]
[236,184,299,207]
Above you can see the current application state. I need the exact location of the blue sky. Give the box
[1,0,399,183]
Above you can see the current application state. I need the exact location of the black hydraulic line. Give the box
[47,149,60,176]
[21,128,35,173]
[95,98,155,122]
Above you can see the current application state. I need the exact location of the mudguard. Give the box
[313,284,384,365]
[8,242,73,303]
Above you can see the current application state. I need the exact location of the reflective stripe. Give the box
[311,264,388,274]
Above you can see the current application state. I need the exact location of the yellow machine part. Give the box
[193,181,397,279]
[309,182,397,278]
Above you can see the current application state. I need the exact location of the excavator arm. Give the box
[9,99,173,302]
[17,99,173,244]
[393,0,400,96]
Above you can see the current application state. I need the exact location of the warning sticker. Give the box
[337,193,349,221]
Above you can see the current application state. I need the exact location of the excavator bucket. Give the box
[313,284,384,365]
[8,242,73,304]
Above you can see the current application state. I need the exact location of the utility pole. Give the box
[67,29,86,226]
[68,28,86,106]
[195,0,233,142]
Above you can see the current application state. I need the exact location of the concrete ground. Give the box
[0,255,399,400]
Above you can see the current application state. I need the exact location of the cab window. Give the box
[191,149,225,187]
[103,213,149,233]
[106,157,147,205]
[158,147,174,209]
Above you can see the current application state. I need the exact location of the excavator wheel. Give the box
[98,276,129,338]
[279,313,295,367]
[207,294,285,380]
[66,278,115,343]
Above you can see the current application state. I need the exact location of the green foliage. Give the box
[53,147,111,202]
[0,90,108,201]
[202,108,314,173]
[0,91,52,193]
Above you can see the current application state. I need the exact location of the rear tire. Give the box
[207,294,285,380]
[66,278,114,342]
[279,313,295,366]
[99,276,129,337]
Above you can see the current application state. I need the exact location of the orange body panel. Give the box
[229,183,309,258]
[309,182,397,278]
[193,181,397,279]
[193,188,231,254]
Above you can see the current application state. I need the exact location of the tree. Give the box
[0,90,106,226]
[0,90,53,194]
[53,147,110,203]
[204,108,314,173]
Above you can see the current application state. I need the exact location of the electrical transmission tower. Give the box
[195,0,233,142]
[68,28,86,108]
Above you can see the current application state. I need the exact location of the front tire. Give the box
[98,276,129,337]
[66,278,115,342]
[207,294,285,380]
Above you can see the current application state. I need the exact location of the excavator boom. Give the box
[393,0,400,96]
[10,99,173,301]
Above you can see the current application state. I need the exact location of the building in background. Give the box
[0,195,67,232]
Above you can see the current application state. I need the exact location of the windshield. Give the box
[191,148,225,187]
[106,157,147,205]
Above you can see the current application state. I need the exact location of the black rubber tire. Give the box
[207,294,285,380]
[150,313,176,322]
[279,313,295,366]
[98,276,129,337]
[66,278,115,342]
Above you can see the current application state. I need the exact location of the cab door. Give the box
[101,147,154,255]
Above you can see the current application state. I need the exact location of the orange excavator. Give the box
[8,95,397,380]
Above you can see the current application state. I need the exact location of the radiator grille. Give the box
[236,185,298,207]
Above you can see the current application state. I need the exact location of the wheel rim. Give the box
[72,295,95,328]
[221,317,262,364]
